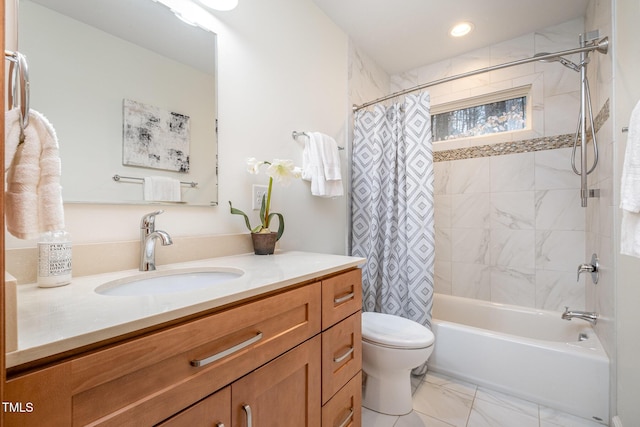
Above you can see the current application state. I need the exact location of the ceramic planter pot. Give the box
[251,232,278,255]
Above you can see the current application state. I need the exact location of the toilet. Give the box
[361,311,435,416]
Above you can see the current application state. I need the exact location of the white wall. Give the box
[6,0,350,255]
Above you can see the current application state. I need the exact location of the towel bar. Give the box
[292,131,344,150]
[113,174,198,188]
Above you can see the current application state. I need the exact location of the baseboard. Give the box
[612,415,623,427]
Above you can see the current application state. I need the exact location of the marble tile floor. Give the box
[362,372,606,427]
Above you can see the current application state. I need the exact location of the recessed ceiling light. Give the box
[449,21,474,38]
[197,0,239,11]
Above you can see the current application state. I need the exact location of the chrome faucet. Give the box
[140,210,173,271]
[562,306,598,325]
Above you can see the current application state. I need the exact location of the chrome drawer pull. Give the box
[243,404,253,427]
[216,423,224,427]
[334,292,354,305]
[190,332,263,367]
[337,408,354,427]
[333,346,354,363]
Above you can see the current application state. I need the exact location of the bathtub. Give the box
[428,293,609,424]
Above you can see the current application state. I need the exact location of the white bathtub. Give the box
[428,293,609,424]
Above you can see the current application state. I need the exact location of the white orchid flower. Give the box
[266,159,301,186]
[246,157,264,174]
[231,157,302,242]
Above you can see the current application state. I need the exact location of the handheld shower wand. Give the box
[535,32,608,207]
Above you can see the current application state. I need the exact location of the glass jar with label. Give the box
[37,230,72,288]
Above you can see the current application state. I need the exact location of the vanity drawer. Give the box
[322,372,362,427]
[70,282,321,426]
[321,269,362,329]
[157,386,230,427]
[321,311,362,405]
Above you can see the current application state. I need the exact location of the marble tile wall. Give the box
[387,18,603,311]
[434,147,586,310]
[348,40,390,108]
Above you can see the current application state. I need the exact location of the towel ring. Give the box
[5,50,30,133]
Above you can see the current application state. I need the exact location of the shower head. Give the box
[534,52,581,72]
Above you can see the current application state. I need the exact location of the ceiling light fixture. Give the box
[449,21,474,38]
[197,0,239,11]
[152,0,220,32]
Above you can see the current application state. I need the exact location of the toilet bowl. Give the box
[361,311,435,416]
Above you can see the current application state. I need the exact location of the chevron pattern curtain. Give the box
[351,92,435,331]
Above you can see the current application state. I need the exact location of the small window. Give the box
[432,95,527,142]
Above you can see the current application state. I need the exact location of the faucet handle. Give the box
[576,253,599,284]
[141,210,164,231]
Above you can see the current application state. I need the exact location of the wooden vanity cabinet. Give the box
[4,268,363,427]
[320,268,363,427]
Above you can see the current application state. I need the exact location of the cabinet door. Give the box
[157,386,230,427]
[232,336,321,427]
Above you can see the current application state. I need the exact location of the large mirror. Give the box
[18,0,218,206]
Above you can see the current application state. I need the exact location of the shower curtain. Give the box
[351,91,435,340]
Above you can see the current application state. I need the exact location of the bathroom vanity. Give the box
[4,251,364,426]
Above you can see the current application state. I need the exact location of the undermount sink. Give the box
[95,268,244,296]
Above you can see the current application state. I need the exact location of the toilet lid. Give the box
[362,312,435,349]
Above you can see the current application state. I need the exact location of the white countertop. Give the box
[8,251,365,368]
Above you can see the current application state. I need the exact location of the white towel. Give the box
[143,176,181,202]
[621,99,640,257]
[5,108,65,239]
[302,132,343,198]
[319,133,342,181]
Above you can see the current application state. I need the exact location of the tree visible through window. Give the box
[432,96,526,142]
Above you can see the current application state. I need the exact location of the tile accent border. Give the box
[434,99,609,162]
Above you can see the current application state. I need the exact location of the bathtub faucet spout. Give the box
[562,306,598,325]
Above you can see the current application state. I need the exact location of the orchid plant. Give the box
[229,158,301,241]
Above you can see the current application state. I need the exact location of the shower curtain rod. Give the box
[352,37,609,112]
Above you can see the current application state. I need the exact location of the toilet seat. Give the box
[362,312,434,350]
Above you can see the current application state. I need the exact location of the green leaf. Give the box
[268,212,285,241]
[259,194,267,228]
[229,201,252,231]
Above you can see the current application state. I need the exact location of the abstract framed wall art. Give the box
[122,99,191,172]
